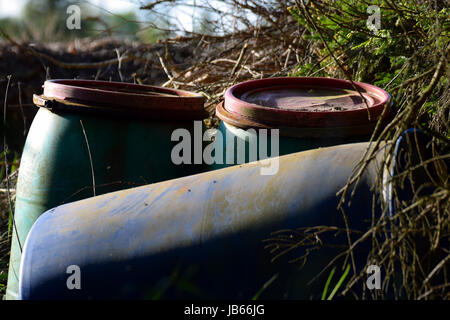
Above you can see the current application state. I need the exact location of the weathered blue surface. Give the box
[19,143,384,299]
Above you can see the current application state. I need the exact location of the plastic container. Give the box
[6,79,208,300]
[213,77,392,168]
[19,142,385,299]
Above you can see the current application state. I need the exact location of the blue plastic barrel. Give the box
[19,142,387,299]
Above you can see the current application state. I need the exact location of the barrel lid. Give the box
[41,79,207,120]
[217,77,392,130]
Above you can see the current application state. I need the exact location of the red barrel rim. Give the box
[220,77,392,128]
[43,79,207,119]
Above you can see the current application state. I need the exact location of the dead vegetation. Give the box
[264,0,449,300]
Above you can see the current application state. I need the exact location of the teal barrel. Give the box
[6,79,208,300]
[19,142,387,299]
[211,77,392,169]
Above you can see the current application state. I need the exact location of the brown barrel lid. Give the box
[217,77,392,132]
[39,79,207,120]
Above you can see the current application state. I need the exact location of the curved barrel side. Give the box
[19,142,383,299]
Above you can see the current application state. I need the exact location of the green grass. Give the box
[321,264,350,300]
[252,273,279,300]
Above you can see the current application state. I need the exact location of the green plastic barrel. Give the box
[6,79,207,299]
[212,77,392,169]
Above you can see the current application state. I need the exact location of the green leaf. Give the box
[321,267,336,300]
[327,264,350,300]
[252,273,279,300]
